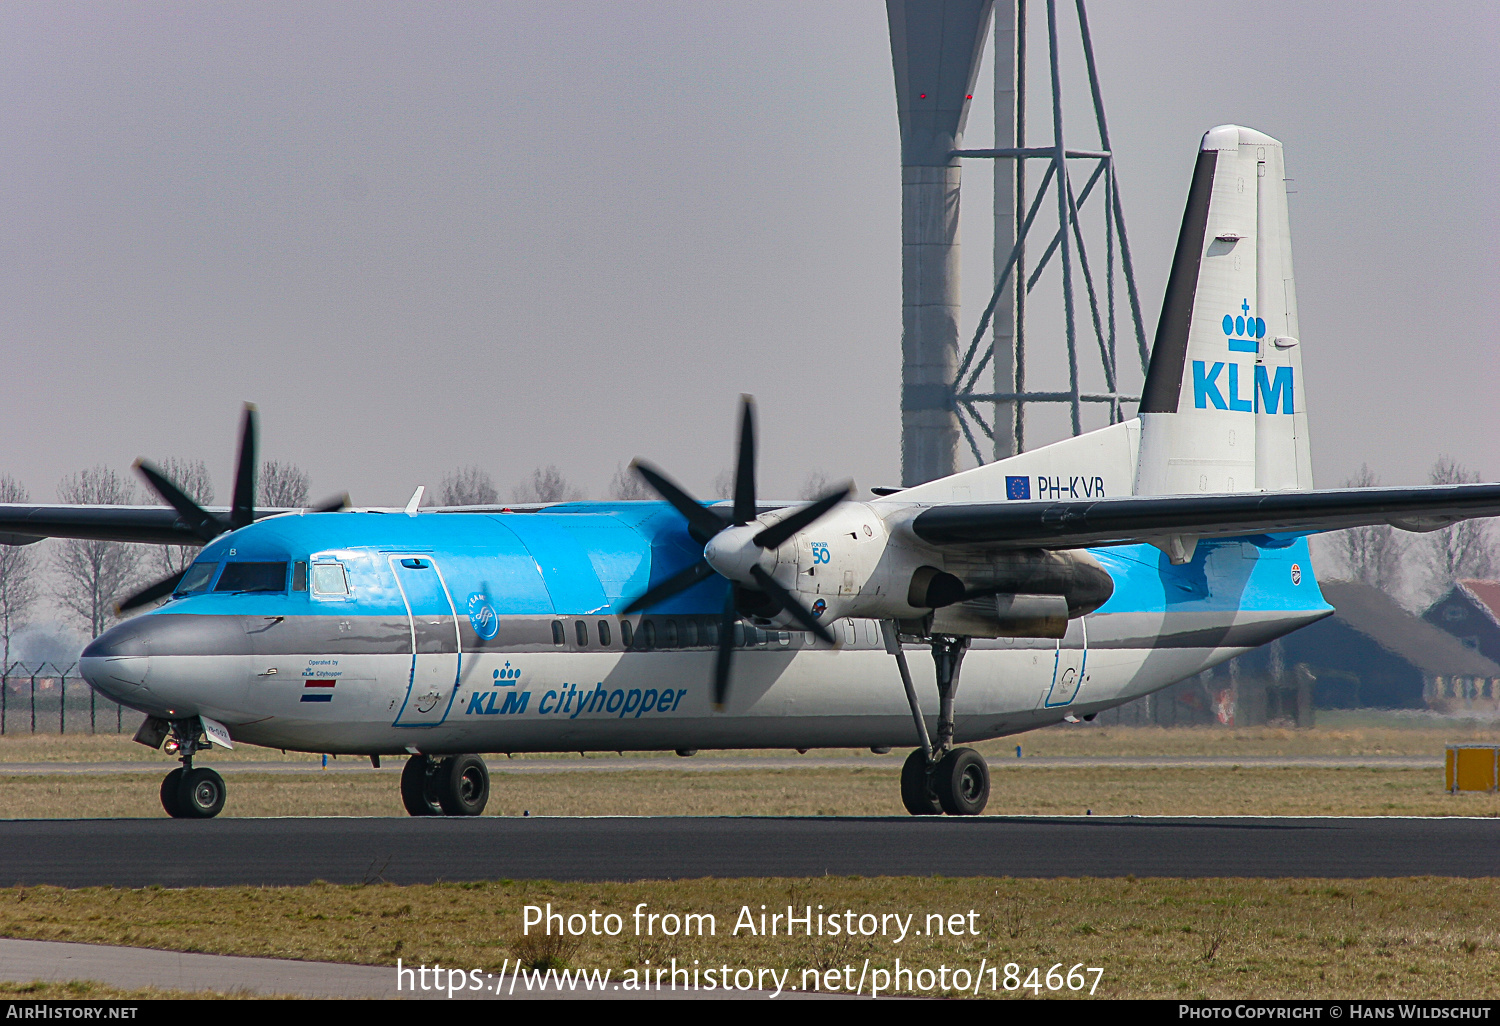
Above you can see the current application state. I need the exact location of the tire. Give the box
[435,754,490,816]
[400,754,442,816]
[934,747,989,816]
[160,768,186,818]
[178,767,227,819]
[900,749,942,816]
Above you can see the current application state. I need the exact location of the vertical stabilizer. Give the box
[1135,126,1312,499]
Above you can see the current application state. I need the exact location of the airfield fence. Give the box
[0,663,145,736]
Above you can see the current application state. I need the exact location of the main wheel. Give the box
[934,747,989,816]
[900,749,942,816]
[160,768,186,818]
[435,754,489,816]
[178,767,227,819]
[400,754,442,816]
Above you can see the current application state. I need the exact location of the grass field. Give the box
[0,878,1495,998]
[1,764,1495,819]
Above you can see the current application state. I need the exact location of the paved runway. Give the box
[0,938,787,999]
[2,816,1495,887]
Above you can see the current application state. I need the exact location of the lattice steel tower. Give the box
[890,0,1148,486]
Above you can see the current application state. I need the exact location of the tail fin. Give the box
[1134,125,1313,497]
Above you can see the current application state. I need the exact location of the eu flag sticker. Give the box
[1005,475,1031,500]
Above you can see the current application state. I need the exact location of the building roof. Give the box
[1319,580,1500,677]
[1454,579,1500,629]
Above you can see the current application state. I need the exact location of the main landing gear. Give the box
[881,623,991,817]
[158,724,226,819]
[400,753,490,816]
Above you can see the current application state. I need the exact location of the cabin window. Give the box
[732,623,746,647]
[575,620,588,647]
[680,620,698,647]
[175,561,219,596]
[216,562,289,593]
[598,620,611,646]
[643,620,657,649]
[703,621,718,647]
[292,561,308,592]
[551,620,565,646]
[620,620,634,647]
[311,563,349,596]
[663,620,678,648]
[777,631,791,647]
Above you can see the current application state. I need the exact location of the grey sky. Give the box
[1,0,1495,508]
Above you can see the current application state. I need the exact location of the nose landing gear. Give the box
[882,622,990,817]
[400,753,490,816]
[158,723,227,819]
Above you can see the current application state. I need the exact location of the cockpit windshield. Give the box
[174,561,219,595]
[214,562,289,593]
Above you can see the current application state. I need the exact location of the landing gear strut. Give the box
[400,753,490,816]
[881,622,990,817]
[159,723,226,819]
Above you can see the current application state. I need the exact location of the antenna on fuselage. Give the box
[404,486,424,516]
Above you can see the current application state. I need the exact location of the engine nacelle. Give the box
[746,502,1114,637]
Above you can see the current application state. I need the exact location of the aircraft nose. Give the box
[80,618,155,695]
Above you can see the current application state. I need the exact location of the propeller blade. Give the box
[230,403,258,530]
[713,586,738,711]
[732,395,756,526]
[133,460,224,543]
[752,483,853,551]
[622,559,717,614]
[116,570,187,614]
[749,565,835,644]
[308,493,349,513]
[631,461,726,543]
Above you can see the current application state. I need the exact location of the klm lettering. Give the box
[1192,361,1294,414]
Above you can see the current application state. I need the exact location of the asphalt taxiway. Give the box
[2,815,1494,887]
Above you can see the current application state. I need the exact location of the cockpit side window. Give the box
[292,561,308,592]
[175,561,219,596]
[215,562,289,593]
[311,562,349,596]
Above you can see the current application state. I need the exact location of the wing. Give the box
[0,505,295,546]
[906,483,1500,550]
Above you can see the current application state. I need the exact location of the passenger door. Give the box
[389,556,462,727]
[1041,617,1088,709]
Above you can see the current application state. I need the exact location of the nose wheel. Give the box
[159,724,227,819]
[401,753,490,816]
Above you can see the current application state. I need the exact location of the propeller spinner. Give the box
[623,395,851,710]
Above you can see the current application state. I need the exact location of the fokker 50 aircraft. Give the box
[7,125,1497,820]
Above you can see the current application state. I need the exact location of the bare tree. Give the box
[1422,455,1495,595]
[1328,464,1404,592]
[711,469,734,500]
[607,463,652,501]
[152,457,213,576]
[801,470,832,500]
[55,467,142,638]
[0,476,41,670]
[439,466,498,506]
[511,465,583,504]
[260,460,309,508]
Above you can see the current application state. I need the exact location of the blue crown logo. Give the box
[1222,299,1263,353]
[493,661,520,686]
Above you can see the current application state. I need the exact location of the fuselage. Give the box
[80,502,1332,755]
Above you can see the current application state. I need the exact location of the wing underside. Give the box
[907,483,1500,551]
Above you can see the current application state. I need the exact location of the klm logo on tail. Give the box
[1193,298,1294,414]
